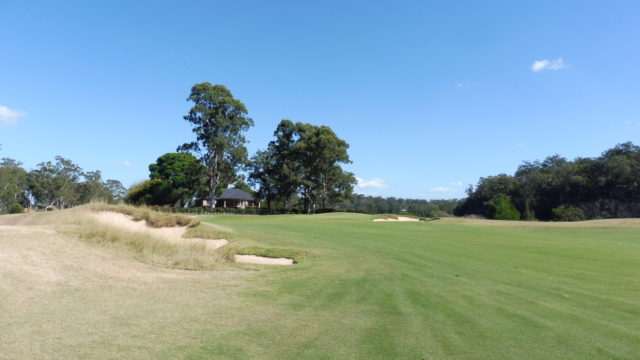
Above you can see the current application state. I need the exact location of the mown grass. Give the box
[187,213,640,359]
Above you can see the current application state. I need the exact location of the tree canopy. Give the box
[0,155,125,213]
[455,142,640,220]
[249,120,356,213]
[149,152,206,206]
[125,153,208,207]
[178,83,254,208]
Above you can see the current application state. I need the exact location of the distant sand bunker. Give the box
[234,255,294,265]
[373,216,420,222]
[92,212,228,250]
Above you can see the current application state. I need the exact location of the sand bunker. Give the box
[234,254,294,265]
[92,212,228,250]
[373,216,420,222]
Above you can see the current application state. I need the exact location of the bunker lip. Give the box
[373,216,420,222]
[234,254,295,265]
[91,211,228,249]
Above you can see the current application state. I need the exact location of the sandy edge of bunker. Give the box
[91,212,228,250]
[373,216,420,222]
[234,254,295,265]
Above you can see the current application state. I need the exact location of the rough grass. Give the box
[74,217,220,270]
[0,220,251,359]
[183,222,234,241]
[90,203,200,228]
[0,205,225,270]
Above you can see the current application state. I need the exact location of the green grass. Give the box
[188,213,640,359]
[2,210,639,359]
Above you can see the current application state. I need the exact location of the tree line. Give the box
[129,83,356,213]
[0,154,126,214]
[454,142,640,221]
[333,194,459,217]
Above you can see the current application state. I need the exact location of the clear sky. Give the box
[1,1,639,199]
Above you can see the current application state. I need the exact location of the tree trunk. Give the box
[322,178,328,209]
[208,175,217,209]
[207,153,221,209]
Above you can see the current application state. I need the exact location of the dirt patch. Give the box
[234,254,295,265]
[91,212,228,250]
[373,216,420,222]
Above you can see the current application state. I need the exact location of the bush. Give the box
[125,179,179,206]
[486,194,521,220]
[9,204,24,214]
[552,204,587,222]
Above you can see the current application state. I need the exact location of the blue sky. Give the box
[1,1,639,199]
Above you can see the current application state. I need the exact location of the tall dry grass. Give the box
[1,204,231,270]
[90,203,200,227]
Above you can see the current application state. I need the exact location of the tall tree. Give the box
[296,125,356,212]
[268,120,304,210]
[0,158,29,213]
[78,170,112,203]
[248,149,277,210]
[29,156,83,210]
[252,120,355,213]
[105,180,127,203]
[178,83,254,208]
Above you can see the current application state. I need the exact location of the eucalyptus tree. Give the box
[29,156,83,210]
[268,120,305,210]
[0,158,29,212]
[297,125,356,211]
[105,180,127,203]
[247,149,277,210]
[253,120,355,213]
[178,83,254,208]
[78,170,112,203]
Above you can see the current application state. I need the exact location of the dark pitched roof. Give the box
[216,188,254,201]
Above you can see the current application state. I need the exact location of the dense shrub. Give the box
[9,204,24,214]
[486,194,521,220]
[552,204,587,221]
[125,179,180,206]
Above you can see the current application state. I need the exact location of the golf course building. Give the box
[214,188,258,209]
